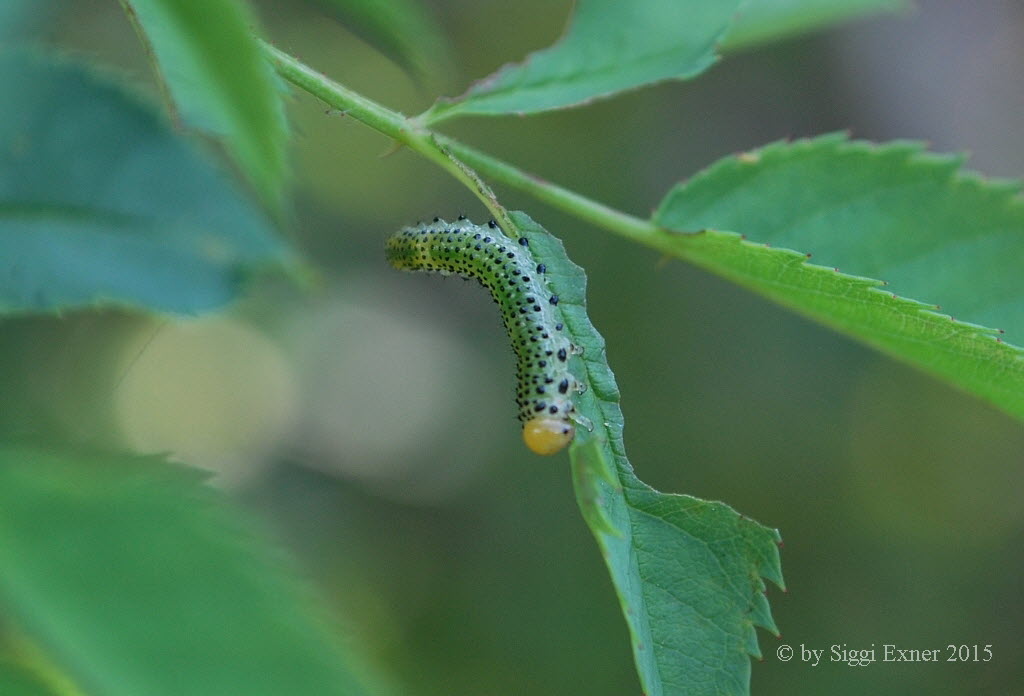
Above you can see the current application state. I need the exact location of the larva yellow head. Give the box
[522,418,575,456]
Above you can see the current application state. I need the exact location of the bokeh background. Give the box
[3,0,1024,693]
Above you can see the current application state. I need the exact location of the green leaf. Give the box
[510,211,783,696]
[306,0,450,79]
[0,51,293,316]
[0,660,60,696]
[423,0,743,122]
[121,0,290,212]
[0,442,368,696]
[722,0,908,51]
[0,0,55,42]
[654,134,1024,421]
[0,629,80,696]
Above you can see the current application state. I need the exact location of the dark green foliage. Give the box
[0,52,293,315]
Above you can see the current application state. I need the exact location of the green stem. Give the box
[261,42,506,223]
[260,42,677,250]
[436,137,668,247]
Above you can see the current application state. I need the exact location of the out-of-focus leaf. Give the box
[0,660,61,696]
[423,0,743,122]
[722,0,908,50]
[307,0,450,79]
[0,51,294,316]
[509,212,783,696]
[0,0,55,42]
[654,134,1024,421]
[0,442,368,696]
[121,0,290,212]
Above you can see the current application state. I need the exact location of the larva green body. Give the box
[385,217,579,455]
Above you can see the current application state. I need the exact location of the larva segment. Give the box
[385,217,579,454]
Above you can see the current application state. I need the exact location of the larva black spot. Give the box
[385,217,580,455]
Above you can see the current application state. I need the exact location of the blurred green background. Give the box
[3,0,1024,693]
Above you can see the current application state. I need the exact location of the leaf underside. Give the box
[0,52,292,316]
[510,212,783,696]
[654,134,1024,421]
[0,443,366,696]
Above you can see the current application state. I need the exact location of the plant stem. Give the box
[260,42,678,250]
[436,137,667,247]
[261,42,500,220]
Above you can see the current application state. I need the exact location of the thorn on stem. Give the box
[379,140,404,158]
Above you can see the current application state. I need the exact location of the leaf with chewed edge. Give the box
[509,211,784,696]
[654,134,1024,423]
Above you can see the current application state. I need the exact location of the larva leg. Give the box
[570,412,594,432]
